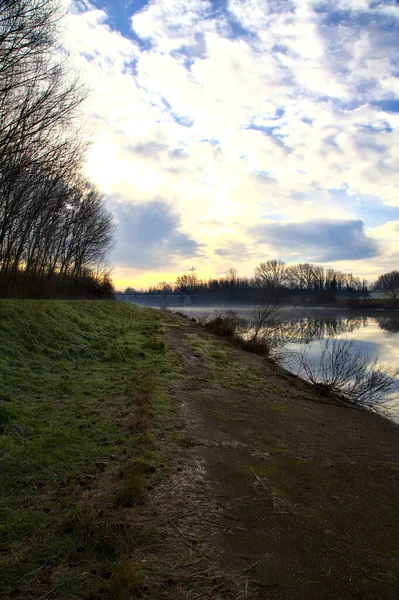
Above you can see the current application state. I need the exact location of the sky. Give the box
[63,0,399,289]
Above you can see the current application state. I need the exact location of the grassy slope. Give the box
[0,301,177,599]
[1,302,398,599]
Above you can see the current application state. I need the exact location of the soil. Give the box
[162,314,399,599]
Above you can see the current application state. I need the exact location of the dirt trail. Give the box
[163,317,399,600]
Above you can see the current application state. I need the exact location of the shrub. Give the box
[200,310,275,356]
[239,338,270,355]
[294,338,398,410]
[204,309,244,338]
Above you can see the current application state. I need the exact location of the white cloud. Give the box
[65,4,138,72]
[64,1,399,286]
[131,0,227,53]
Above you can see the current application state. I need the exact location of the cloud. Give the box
[214,241,252,261]
[65,2,138,73]
[131,0,229,53]
[250,219,379,262]
[63,1,399,285]
[110,199,203,268]
[128,141,167,160]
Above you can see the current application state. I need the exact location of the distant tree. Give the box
[225,267,238,283]
[255,260,287,288]
[175,273,198,293]
[313,266,325,291]
[325,268,338,292]
[286,263,316,290]
[124,287,136,294]
[158,281,172,294]
[361,279,370,295]
[375,271,399,300]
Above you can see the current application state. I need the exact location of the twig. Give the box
[191,553,269,599]
[34,584,64,600]
[15,562,47,583]
[169,519,205,557]
[201,518,241,530]
[166,556,205,571]
[249,465,267,490]
[184,471,234,512]
[236,553,269,577]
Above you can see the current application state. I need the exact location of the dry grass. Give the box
[132,457,255,599]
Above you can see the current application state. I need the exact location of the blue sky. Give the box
[65,0,399,287]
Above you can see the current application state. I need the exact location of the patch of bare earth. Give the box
[160,318,399,600]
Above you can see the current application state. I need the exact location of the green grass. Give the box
[0,300,176,599]
[186,333,271,392]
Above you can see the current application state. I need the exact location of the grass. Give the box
[186,333,273,392]
[0,300,177,599]
[3,304,397,599]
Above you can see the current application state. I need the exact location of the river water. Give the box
[120,298,399,419]
[168,306,399,421]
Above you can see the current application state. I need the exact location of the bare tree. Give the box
[250,289,285,340]
[251,260,287,340]
[374,271,399,301]
[158,281,172,294]
[286,263,317,290]
[255,259,287,288]
[294,339,398,410]
[0,1,114,298]
[225,267,238,283]
[175,273,198,293]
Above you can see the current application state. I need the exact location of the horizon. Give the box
[112,259,380,292]
[64,1,399,289]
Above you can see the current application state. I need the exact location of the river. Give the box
[169,306,399,421]
[120,298,399,419]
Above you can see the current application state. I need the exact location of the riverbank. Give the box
[0,301,398,599]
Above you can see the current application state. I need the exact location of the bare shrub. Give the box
[195,312,210,326]
[239,336,270,355]
[250,283,286,341]
[242,319,298,362]
[201,310,275,356]
[374,270,399,301]
[294,338,398,409]
[204,309,245,338]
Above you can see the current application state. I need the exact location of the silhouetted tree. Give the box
[375,271,399,301]
[0,0,114,298]
[175,273,198,293]
[255,259,287,288]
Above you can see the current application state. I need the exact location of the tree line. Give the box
[0,0,114,298]
[121,261,398,305]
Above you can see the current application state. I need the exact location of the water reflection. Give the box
[267,314,399,422]
[174,306,399,421]
[263,313,399,371]
[267,315,368,344]
[379,318,399,336]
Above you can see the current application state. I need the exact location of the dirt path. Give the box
[163,316,399,599]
